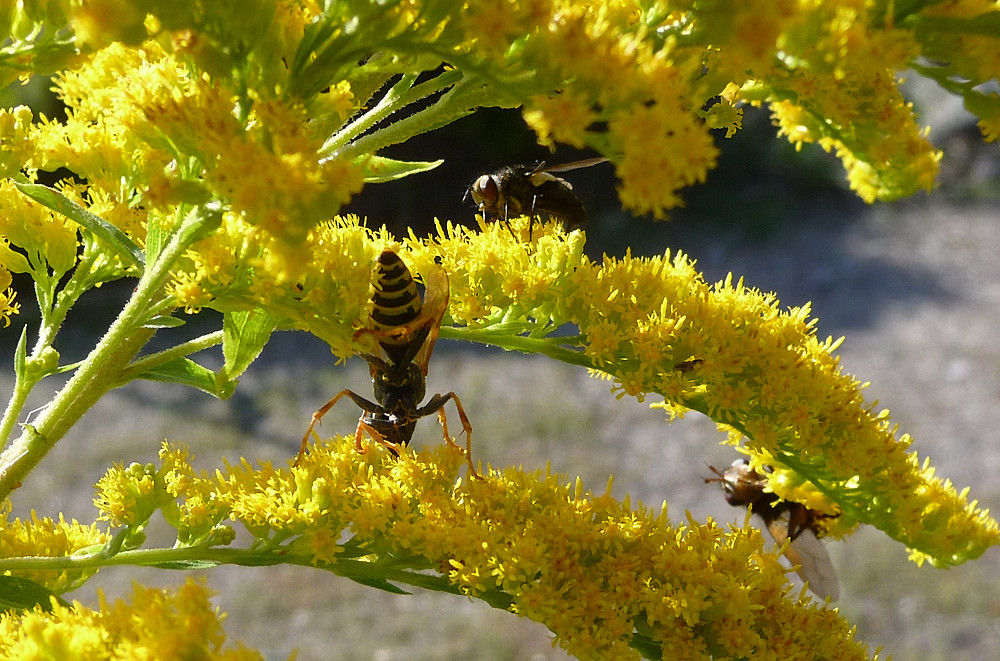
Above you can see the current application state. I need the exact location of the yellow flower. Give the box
[523,92,599,149]
[0,283,18,326]
[0,105,35,178]
[141,438,876,660]
[0,579,264,660]
[609,105,718,218]
[37,43,176,200]
[460,0,531,56]
[93,461,171,529]
[36,35,365,252]
[1,503,108,593]
[0,180,79,277]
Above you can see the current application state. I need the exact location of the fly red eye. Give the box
[473,175,498,204]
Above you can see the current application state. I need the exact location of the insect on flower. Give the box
[296,249,475,474]
[707,459,840,601]
[464,157,609,236]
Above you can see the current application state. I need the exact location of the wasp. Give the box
[296,249,474,474]
[707,459,840,601]
[464,157,608,236]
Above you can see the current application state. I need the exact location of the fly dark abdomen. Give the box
[531,177,589,229]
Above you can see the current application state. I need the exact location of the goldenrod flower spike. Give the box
[157,440,879,659]
[0,579,262,660]
[1,2,999,658]
[405,219,998,565]
[221,214,997,567]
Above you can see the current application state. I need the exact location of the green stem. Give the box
[114,331,224,386]
[321,73,422,156]
[0,328,30,448]
[0,544,466,599]
[334,73,488,161]
[440,323,594,368]
[0,247,105,447]
[0,207,221,499]
[0,541,660,657]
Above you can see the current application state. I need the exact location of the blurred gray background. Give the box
[3,77,999,659]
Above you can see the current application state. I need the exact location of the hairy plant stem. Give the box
[440,323,592,368]
[0,207,220,499]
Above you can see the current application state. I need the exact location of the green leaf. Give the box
[148,560,222,570]
[145,214,168,264]
[13,325,26,380]
[358,156,444,183]
[911,11,1000,37]
[143,314,187,329]
[347,576,412,595]
[220,308,277,383]
[174,204,224,246]
[137,357,236,399]
[0,575,70,613]
[12,181,145,269]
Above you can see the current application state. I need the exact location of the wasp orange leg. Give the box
[422,391,476,477]
[294,389,380,467]
[354,419,406,458]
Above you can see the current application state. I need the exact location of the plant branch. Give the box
[115,331,225,386]
[322,70,466,157]
[440,323,593,368]
[334,72,489,161]
[0,207,221,499]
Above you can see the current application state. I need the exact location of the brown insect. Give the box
[707,459,840,601]
[464,157,609,236]
[296,249,474,474]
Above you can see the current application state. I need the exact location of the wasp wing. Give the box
[765,517,840,602]
[412,261,449,376]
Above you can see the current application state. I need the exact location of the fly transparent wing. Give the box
[536,157,609,174]
[766,518,840,602]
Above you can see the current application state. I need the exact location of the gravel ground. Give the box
[7,190,1000,660]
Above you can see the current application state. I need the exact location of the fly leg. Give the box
[501,198,518,240]
[528,191,540,240]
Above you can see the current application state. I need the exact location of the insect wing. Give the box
[765,516,840,602]
[535,157,609,174]
[411,261,449,376]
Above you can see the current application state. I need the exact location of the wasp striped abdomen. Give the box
[370,250,425,365]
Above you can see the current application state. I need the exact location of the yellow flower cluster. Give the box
[1,502,108,593]
[0,179,78,278]
[40,40,364,244]
[93,439,874,660]
[0,175,84,324]
[4,1,998,322]
[220,216,995,565]
[0,579,264,661]
[465,0,954,212]
[6,0,979,254]
[93,461,172,529]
